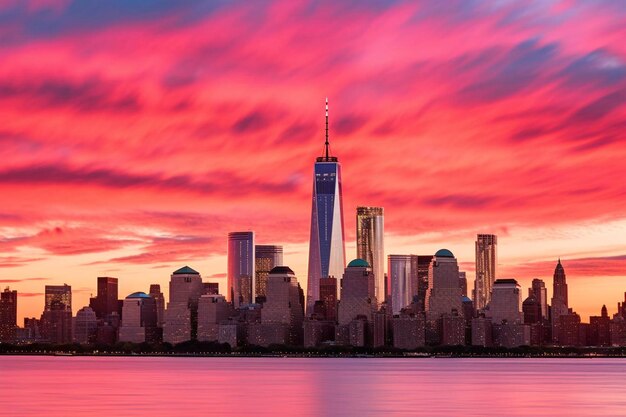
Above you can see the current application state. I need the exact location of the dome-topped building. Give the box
[126,292,151,299]
[347,258,370,268]
[435,249,454,258]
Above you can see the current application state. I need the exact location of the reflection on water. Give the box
[1,357,625,416]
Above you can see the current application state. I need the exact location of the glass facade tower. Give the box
[356,206,385,303]
[255,245,283,301]
[306,99,346,314]
[473,234,497,310]
[228,231,255,308]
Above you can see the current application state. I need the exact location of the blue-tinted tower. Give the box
[306,99,346,314]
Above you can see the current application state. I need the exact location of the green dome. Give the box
[347,258,370,268]
[435,249,454,258]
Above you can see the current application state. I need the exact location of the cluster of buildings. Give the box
[1,101,626,349]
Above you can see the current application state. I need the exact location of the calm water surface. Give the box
[1,356,625,416]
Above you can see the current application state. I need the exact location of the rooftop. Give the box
[435,249,454,258]
[126,292,151,299]
[269,266,295,275]
[347,258,370,268]
[173,265,200,275]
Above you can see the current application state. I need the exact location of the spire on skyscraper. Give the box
[325,97,329,159]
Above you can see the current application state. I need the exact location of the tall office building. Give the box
[41,284,72,344]
[163,266,204,344]
[73,306,97,344]
[228,231,255,308]
[552,259,568,308]
[258,266,305,346]
[319,277,338,322]
[89,277,119,319]
[338,259,377,325]
[473,234,497,310]
[427,249,462,319]
[119,292,158,344]
[388,255,417,315]
[488,279,523,324]
[356,206,385,303]
[254,245,283,301]
[149,284,165,328]
[0,287,17,342]
[197,294,231,342]
[551,259,569,342]
[415,255,433,311]
[306,98,346,314]
[531,278,548,319]
[459,272,468,297]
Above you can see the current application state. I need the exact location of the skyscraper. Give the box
[163,266,204,344]
[41,284,72,344]
[258,266,305,346]
[149,284,165,328]
[73,306,97,344]
[551,259,569,342]
[388,255,417,315]
[0,287,17,342]
[356,206,384,303]
[254,244,283,301]
[338,259,378,325]
[488,279,523,325]
[531,278,548,319]
[306,98,346,314]
[119,292,158,344]
[228,231,255,308]
[427,249,462,319]
[552,259,568,308]
[474,234,497,310]
[89,277,119,319]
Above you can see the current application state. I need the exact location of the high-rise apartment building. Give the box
[306,99,346,314]
[356,206,384,303]
[0,287,17,342]
[228,231,255,308]
[473,234,497,310]
[254,245,283,301]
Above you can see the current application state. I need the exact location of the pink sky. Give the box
[1,0,625,322]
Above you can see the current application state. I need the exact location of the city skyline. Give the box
[1,1,626,324]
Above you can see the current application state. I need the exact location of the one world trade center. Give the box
[306,98,346,314]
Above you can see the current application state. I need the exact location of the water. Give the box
[1,356,625,416]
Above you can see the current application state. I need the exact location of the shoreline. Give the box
[2,352,626,359]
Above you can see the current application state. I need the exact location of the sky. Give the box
[0,0,625,323]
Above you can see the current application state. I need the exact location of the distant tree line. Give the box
[2,342,626,357]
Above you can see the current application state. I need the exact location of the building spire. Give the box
[325,97,330,160]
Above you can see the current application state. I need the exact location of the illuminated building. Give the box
[254,244,283,302]
[228,231,255,308]
[356,206,385,303]
[473,234,497,310]
[306,99,346,314]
